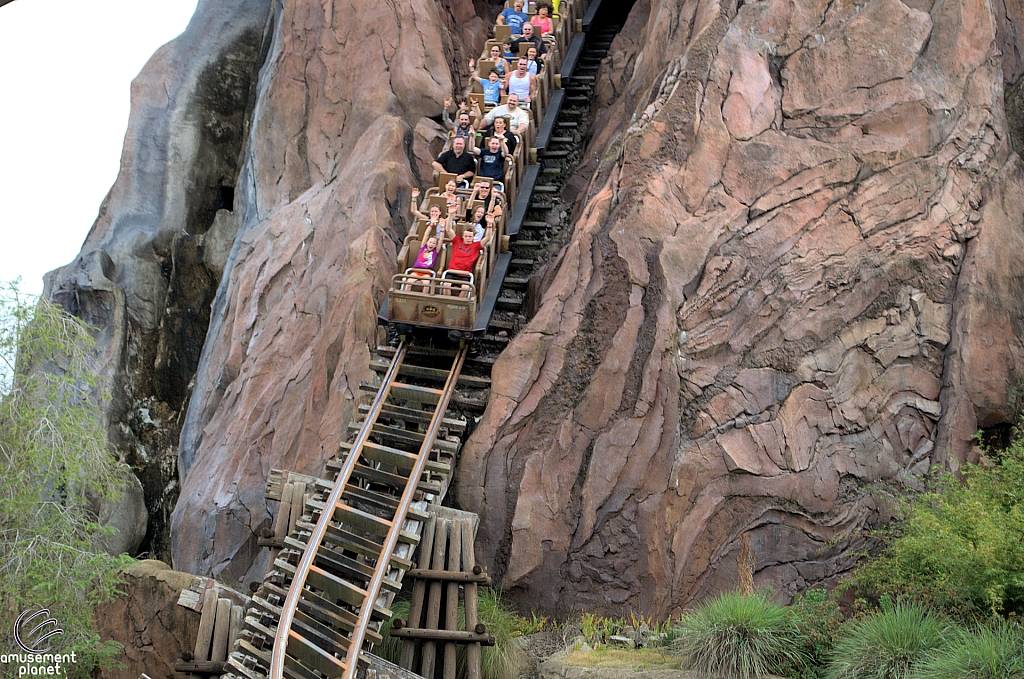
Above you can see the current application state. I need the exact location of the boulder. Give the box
[89,463,148,557]
[94,560,199,679]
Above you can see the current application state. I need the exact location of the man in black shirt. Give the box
[512,23,547,56]
[432,136,477,186]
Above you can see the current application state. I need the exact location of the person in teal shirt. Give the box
[497,0,529,35]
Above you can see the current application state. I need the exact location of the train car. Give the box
[379,6,568,343]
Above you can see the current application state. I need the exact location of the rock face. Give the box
[43,0,275,560]
[169,0,485,584]
[43,0,484,575]
[94,560,200,679]
[48,0,1024,619]
[457,0,1024,616]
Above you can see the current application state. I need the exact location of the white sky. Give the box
[0,0,200,297]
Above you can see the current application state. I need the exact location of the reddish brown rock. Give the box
[46,0,1024,622]
[95,561,199,679]
[457,0,1024,617]
[170,0,483,583]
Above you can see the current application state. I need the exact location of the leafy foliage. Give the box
[781,589,844,679]
[823,601,947,679]
[668,590,807,679]
[852,432,1024,618]
[0,282,131,676]
[914,621,1024,679]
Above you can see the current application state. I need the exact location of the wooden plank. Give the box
[346,421,460,455]
[174,660,231,674]
[390,628,495,645]
[177,589,202,611]
[368,360,492,388]
[406,569,491,584]
[304,520,414,570]
[285,629,347,678]
[264,580,382,644]
[274,482,294,539]
[358,383,442,403]
[420,518,448,679]
[331,502,394,537]
[345,459,442,495]
[359,402,467,433]
[463,520,482,679]
[354,441,451,475]
[444,523,462,679]
[341,484,431,521]
[210,599,233,662]
[193,588,219,661]
[228,605,244,654]
[288,482,307,536]
[400,515,436,670]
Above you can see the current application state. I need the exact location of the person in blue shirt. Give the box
[497,0,529,35]
[501,38,516,60]
[469,60,506,106]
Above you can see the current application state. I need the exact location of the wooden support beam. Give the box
[193,588,219,662]
[462,520,482,679]
[444,526,462,679]
[389,629,495,646]
[174,660,231,675]
[420,518,448,678]
[406,569,491,585]
[210,599,232,662]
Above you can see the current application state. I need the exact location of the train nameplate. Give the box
[423,305,440,318]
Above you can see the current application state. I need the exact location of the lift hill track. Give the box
[206,2,628,678]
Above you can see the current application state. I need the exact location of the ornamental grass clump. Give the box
[915,622,1024,679]
[668,590,807,679]
[824,601,947,679]
[375,589,527,679]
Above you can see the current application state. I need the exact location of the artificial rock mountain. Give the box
[45,0,1024,618]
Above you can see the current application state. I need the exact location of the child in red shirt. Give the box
[444,215,496,297]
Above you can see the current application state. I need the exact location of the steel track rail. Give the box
[269,343,467,679]
[269,342,406,679]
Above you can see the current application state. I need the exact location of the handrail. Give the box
[390,274,478,302]
[268,343,408,679]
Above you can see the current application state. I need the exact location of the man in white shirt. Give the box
[483,94,530,137]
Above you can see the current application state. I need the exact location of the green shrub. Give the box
[824,601,947,679]
[668,590,807,679]
[375,588,527,679]
[0,282,131,677]
[915,622,1024,679]
[853,431,1024,618]
[781,589,844,679]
